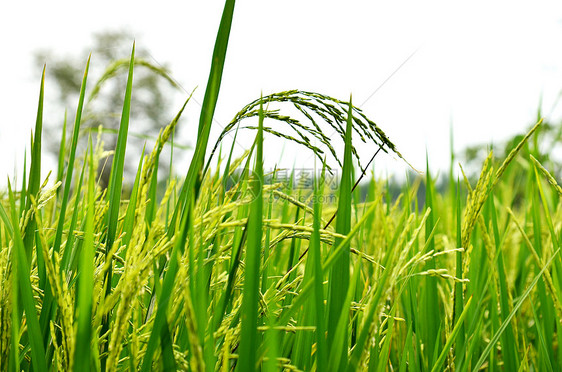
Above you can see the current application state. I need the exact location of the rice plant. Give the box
[2,1,562,371]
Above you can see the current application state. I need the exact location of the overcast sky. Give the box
[1,1,562,184]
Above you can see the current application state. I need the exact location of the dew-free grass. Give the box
[1,1,562,371]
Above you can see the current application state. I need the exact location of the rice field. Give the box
[2,1,562,371]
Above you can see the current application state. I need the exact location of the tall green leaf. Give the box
[327,96,354,369]
[453,179,465,362]
[22,65,44,262]
[422,156,440,367]
[100,43,135,371]
[141,1,236,370]
[40,55,91,355]
[52,55,90,255]
[7,181,47,372]
[472,249,560,371]
[237,97,264,372]
[56,110,67,189]
[311,171,327,372]
[171,0,236,232]
[431,296,473,372]
[73,138,96,371]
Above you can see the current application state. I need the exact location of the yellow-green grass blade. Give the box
[260,165,276,294]
[529,180,557,370]
[376,308,396,372]
[141,160,209,371]
[531,162,560,368]
[231,142,256,204]
[52,55,90,256]
[145,147,159,228]
[530,155,562,306]
[0,187,19,371]
[22,66,45,260]
[100,42,135,370]
[56,110,67,189]
[40,55,91,353]
[532,158,562,263]
[0,202,13,238]
[9,254,20,372]
[472,249,560,372]
[165,128,175,229]
[160,322,177,371]
[327,96,354,368]
[402,325,418,372]
[104,44,134,257]
[458,309,485,372]
[292,221,316,367]
[533,163,559,248]
[219,123,241,204]
[482,205,501,367]
[122,146,145,251]
[507,207,562,322]
[7,181,47,371]
[329,258,362,371]
[73,138,96,371]
[311,171,327,372]
[3,8,557,370]
[453,179,465,360]
[140,201,189,372]
[17,74,45,348]
[263,304,280,372]
[212,220,248,333]
[18,149,27,218]
[170,0,236,233]
[489,193,519,370]
[60,160,86,274]
[238,97,264,372]
[530,299,555,372]
[280,206,304,313]
[105,147,145,365]
[19,66,47,369]
[279,199,378,327]
[431,296,474,372]
[194,209,213,370]
[347,208,431,371]
[150,96,192,230]
[421,156,440,366]
[142,3,235,369]
[292,166,329,370]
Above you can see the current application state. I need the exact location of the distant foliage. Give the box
[34,30,181,186]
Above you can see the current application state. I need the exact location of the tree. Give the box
[34,30,181,187]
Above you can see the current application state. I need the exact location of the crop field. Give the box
[2,1,562,371]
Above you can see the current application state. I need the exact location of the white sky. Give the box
[1,1,562,184]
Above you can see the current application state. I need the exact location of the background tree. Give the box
[35,30,182,188]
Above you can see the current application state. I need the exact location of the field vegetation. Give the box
[2,1,562,371]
